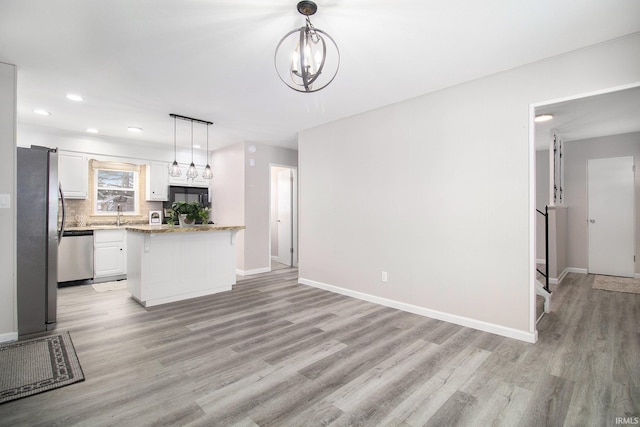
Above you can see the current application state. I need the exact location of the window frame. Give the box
[92,163,140,216]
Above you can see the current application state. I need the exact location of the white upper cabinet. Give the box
[58,152,88,199]
[146,162,169,201]
[167,163,210,188]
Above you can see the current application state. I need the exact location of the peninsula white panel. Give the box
[127,229,238,307]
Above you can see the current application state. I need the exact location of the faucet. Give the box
[116,204,122,226]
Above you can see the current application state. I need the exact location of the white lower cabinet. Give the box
[94,229,127,280]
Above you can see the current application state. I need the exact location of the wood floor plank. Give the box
[1,269,638,426]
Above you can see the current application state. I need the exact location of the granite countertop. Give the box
[125,224,245,234]
[64,224,135,231]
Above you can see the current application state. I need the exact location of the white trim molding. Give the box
[565,267,588,275]
[549,268,570,285]
[0,332,18,343]
[299,277,537,344]
[236,267,271,276]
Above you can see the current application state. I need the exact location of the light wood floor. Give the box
[1,269,638,426]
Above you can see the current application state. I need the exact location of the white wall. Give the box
[244,143,297,272]
[212,142,297,274]
[564,131,640,274]
[299,33,640,342]
[0,62,17,342]
[211,143,246,268]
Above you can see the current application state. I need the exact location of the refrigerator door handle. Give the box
[58,183,66,246]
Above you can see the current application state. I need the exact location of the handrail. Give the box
[536,206,550,293]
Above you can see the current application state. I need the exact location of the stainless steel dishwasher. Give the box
[57,230,94,283]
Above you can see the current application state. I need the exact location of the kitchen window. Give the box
[92,160,140,215]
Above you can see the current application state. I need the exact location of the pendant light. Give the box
[202,123,213,180]
[168,115,182,177]
[274,1,340,93]
[186,120,198,180]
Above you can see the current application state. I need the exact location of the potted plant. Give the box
[171,201,209,227]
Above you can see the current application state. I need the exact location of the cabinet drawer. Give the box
[94,229,125,244]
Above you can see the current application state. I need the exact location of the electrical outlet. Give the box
[381,271,388,283]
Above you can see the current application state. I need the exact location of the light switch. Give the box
[0,194,9,209]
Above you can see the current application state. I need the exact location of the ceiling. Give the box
[534,86,640,150]
[1,0,639,151]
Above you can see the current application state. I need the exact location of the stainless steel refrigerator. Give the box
[17,146,66,336]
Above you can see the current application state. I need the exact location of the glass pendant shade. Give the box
[186,162,198,179]
[169,160,182,177]
[274,1,339,93]
[202,164,213,179]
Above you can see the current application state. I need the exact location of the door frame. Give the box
[529,82,640,338]
[269,164,299,268]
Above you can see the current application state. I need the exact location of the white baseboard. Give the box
[236,267,271,276]
[536,259,546,265]
[636,273,640,279]
[298,277,537,344]
[0,331,18,343]
[549,267,570,286]
[565,267,588,275]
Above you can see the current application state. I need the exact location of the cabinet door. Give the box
[191,171,210,188]
[146,162,169,201]
[167,163,209,188]
[168,166,188,186]
[59,152,88,199]
[94,230,126,278]
[94,244,125,277]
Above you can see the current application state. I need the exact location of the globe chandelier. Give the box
[274,1,340,93]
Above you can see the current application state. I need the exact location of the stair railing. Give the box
[536,206,550,293]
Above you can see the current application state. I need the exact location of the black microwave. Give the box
[164,186,210,209]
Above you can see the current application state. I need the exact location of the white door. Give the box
[277,169,293,266]
[587,156,635,277]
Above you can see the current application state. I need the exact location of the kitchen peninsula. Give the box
[125,224,245,307]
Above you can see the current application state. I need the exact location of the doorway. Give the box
[270,165,298,268]
[587,156,635,277]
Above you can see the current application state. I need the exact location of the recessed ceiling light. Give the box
[66,94,83,102]
[86,128,99,134]
[128,127,143,133]
[535,114,554,123]
[33,109,51,116]
[193,144,201,149]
